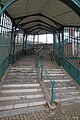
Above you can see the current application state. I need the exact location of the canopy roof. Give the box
[5,0,80,34]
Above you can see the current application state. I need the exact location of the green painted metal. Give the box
[42,66,55,106]
[50,80,55,106]
[35,50,55,106]
[0,54,11,78]
[0,49,23,79]
[40,64,44,80]
[63,57,80,85]
[35,56,39,68]
[71,0,80,8]
[0,0,16,15]
[25,42,34,55]
[60,0,80,17]
[12,49,23,64]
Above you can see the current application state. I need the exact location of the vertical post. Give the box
[12,26,16,63]
[53,33,55,57]
[10,22,14,63]
[33,35,35,51]
[35,54,38,69]
[40,64,44,80]
[37,34,39,49]
[22,32,25,55]
[58,31,61,66]
[25,33,27,54]
[46,33,47,44]
[50,80,55,106]
[52,34,54,56]
[62,27,64,66]
[76,28,78,68]
[54,32,56,59]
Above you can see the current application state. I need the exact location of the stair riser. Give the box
[0,101,46,111]
[0,94,44,101]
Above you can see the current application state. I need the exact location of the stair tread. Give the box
[56,95,80,102]
[55,92,80,99]
[0,88,42,94]
[2,83,40,88]
[0,94,44,101]
[0,91,43,97]
[0,97,46,107]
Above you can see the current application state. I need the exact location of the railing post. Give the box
[40,64,44,80]
[50,80,55,106]
[35,55,38,69]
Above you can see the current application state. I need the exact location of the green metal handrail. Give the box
[42,65,55,106]
[0,0,16,15]
[35,46,43,68]
[35,47,55,106]
[71,0,80,8]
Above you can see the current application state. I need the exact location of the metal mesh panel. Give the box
[0,34,11,62]
[0,12,12,62]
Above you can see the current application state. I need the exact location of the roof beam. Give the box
[24,24,55,32]
[17,19,57,30]
[14,13,62,28]
[27,27,52,34]
[30,29,51,35]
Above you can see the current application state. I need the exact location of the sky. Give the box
[27,34,53,44]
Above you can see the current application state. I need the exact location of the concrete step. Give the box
[3,81,38,84]
[54,88,79,93]
[44,79,70,83]
[55,92,80,99]
[43,73,66,77]
[0,94,44,101]
[55,91,80,96]
[45,82,75,88]
[5,76,37,80]
[6,75,37,79]
[42,67,80,107]
[48,86,76,91]
[61,99,80,106]
[9,70,36,73]
[0,91,43,97]
[2,84,40,88]
[1,84,40,90]
[16,63,34,66]
[0,98,46,111]
[7,73,37,76]
[0,105,46,118]
[11,66,34,69]
[0,88,42,93]
[46,68,62,71]
[44,71,64,74]
[56,96,80,102]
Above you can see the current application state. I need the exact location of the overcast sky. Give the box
[27,34,53,44]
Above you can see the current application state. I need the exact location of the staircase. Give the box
[43,68,80,106]
[0,55,46,113]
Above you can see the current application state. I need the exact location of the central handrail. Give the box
[35,46,43,68]
[35,46,55,106]
[36,46,44,56]
[42,65,55,106]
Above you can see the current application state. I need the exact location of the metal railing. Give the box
[35,46,55,106]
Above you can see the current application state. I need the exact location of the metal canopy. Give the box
[5,0,80,34]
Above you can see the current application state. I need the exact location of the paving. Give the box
[0,103,80,120]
